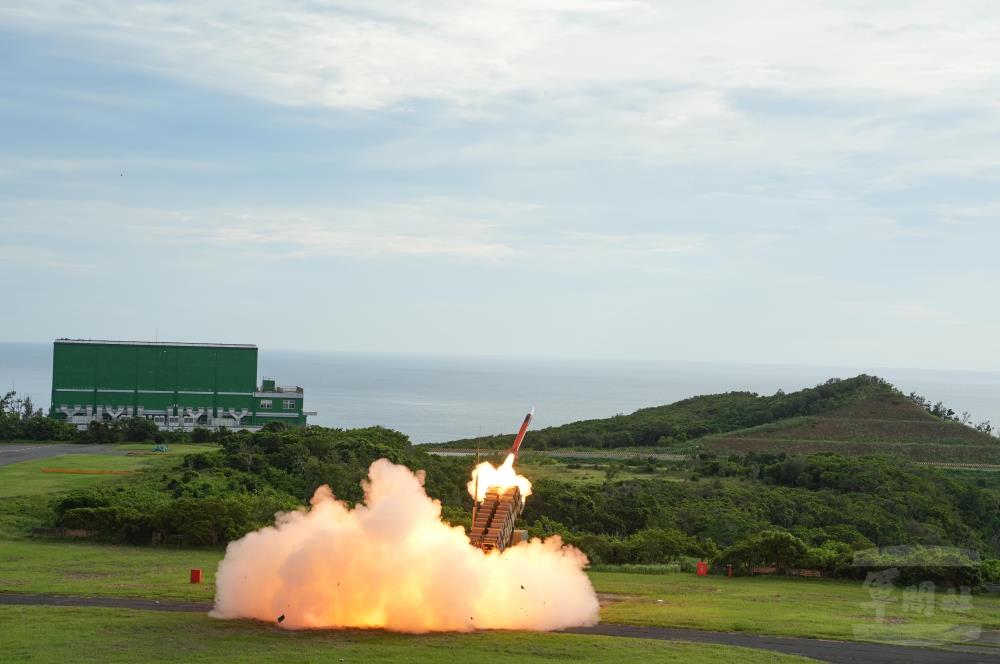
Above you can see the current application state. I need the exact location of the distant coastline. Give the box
[2,341,999,444]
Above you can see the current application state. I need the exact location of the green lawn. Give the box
[0,606,815,664]
[0,455,152,498]
[0,539,222,600]
[592,571,1000,645]
[3,538,998,648]
[0,445,217,538]
[0,444,217,499]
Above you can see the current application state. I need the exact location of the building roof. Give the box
[54,338,257,349]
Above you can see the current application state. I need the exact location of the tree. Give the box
[626,528,693,564]
[721,530,808,571]
[119,417,158,442]
[80,421,123,444]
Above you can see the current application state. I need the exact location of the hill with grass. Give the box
[703,387,999,463]
[432,375,1000,462]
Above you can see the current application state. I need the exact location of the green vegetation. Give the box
[0,390,76,441]
[2,540,997,649]
[2,606,816,664]
[5,423,997,584]
[593,572,1000,644]
[0,539,222,600]
[7,427,470,548]
[0,388,238,444]
[522,453,1000,581]
[432,376,999,466]
[435,375,910,450]
[2,374,999,653]
[0,454,152,498]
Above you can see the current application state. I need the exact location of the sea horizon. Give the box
[3,341,998,444]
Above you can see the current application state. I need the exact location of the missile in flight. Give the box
[509,408,534,459]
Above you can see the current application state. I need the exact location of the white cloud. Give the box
[5,1,1000,110]
[887,303,952,320]
[0,197,702,264]
[6,0,1000,186]
[0,244,93,271]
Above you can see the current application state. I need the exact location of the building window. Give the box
[260,399,272,409]
[283,400,296,410]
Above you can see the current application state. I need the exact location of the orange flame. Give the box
[212,459,598,632]
[467,453,532,503]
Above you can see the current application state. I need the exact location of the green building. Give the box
[50,339,313,431]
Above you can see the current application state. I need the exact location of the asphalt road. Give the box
[0,443,120,467]
[1,593,995,663]
[428,448,689,461]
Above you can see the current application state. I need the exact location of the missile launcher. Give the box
[469,409,533,552]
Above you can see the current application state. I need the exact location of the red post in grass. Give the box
[727,564,733,578]
[190,568,203,584]
[696,561,708,576]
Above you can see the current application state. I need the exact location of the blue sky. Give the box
[1,1,998,370]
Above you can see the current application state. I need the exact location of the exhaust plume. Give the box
[468,453,531,503]
[212,458,599,632]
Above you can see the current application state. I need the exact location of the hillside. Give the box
[704,388,1000,463]
[433,375,1000,462]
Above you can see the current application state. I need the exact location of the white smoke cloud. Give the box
[212,458,599,632]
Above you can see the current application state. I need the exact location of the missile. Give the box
[509,408,534,459]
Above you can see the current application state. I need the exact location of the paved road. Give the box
[0,443,120,467]
[563,624,998,664]
[428,448,689,461]
[2,593,995,663]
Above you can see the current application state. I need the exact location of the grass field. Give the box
[3,537,998,648]
[592,571,1000,645]
[0,539,222,600]
[0,444,217,499]
[0,606,814,664]
[0,455,157,498]
[1,442,998,653]
[517,460,684,485]
[0,445,217,538]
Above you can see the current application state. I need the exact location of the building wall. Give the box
[49,340,308,429]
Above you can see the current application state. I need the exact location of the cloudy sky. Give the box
[1,1,998,370]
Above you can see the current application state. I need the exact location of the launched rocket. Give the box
[509,408,534,459]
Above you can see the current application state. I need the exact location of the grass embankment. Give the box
[0,607,814,664]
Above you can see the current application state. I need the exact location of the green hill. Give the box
[434,375,1000,463]
[704,387,999,463]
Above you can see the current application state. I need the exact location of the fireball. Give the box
[467,453,532,503]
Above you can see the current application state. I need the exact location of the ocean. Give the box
[2,342,998,443]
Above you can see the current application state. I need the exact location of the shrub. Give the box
[981,559,1000,585]
[721,530,808,571]
[119,417,158,442]
[79,421,122,444]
